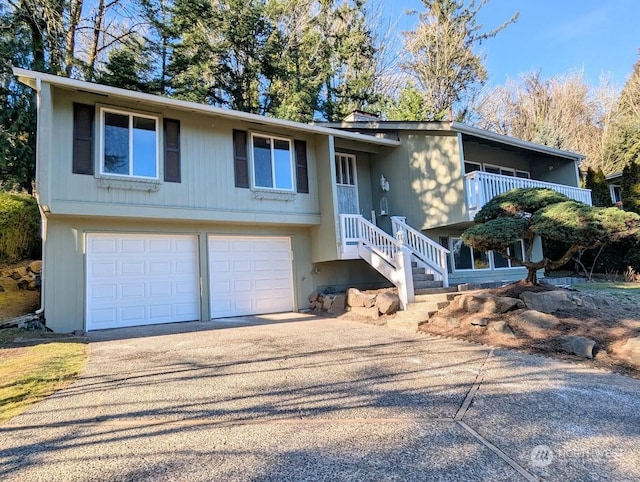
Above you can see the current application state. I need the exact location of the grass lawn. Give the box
[0,329,87,423]
[573,281,640,302]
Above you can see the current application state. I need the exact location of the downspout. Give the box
[34,77,45,317]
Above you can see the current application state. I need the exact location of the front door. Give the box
[335,153,359,214]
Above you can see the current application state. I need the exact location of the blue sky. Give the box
[383,0,639,88]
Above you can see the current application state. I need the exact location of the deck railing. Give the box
[465,171,592,219]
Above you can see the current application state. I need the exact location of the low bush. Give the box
[0,192,41,263]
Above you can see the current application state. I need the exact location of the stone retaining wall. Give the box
[0,260,42,292]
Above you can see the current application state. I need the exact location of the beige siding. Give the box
[43,216,315,333]
[49,87,320,224]
[371,132,465,232]
[311,135,340,262]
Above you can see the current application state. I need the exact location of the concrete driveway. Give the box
[1,314,639,481]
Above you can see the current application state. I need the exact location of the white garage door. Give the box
[209,236,294,318]
[86,233,200,331]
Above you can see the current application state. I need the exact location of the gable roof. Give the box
[319,119,585,161]
[13,68,400,148]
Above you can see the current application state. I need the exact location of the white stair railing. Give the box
[391,216,449,288]
[339,214,414,309]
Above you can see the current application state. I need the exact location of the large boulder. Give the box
[490,320,516,337]
[562,336,596,359]
[517,310,560,330]
[456,293,524,314]
[376,292,400,315]
[346,288,376,308]
[614,337,640,367]
[520,290,576,313]
[0,277,19,292]
[328,293,347,316]
[429,315,461,328]
[28,260,42,274]
[348,306,380,320]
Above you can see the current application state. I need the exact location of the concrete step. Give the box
[412,272,436,282]
[413,291,459,303]
[413,280,444,290]
[414,286,460,296]
[406,301,448,313]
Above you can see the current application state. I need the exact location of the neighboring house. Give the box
[606,171,623,205]
[15,69,591,333]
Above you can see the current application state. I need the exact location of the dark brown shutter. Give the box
[72,103,95,175]
[295,139,309,193]
[233,129,249,188]
[164,118,181,182]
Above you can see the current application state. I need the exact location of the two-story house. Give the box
[15,68,591,333]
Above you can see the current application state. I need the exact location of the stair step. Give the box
[414,286,460,296]
[413,280,443,290]
[412,273,435,282]
[414,292,457,304]
[406,301,448,312]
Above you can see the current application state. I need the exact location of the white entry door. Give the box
[86,233,200,331]
[335,153,359,214]
[208,236,294,318]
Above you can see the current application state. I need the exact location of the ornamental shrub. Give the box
[0,192,40,264]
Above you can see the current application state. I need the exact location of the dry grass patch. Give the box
[0,337,87,423]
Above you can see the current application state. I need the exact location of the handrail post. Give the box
[394,230,414,309]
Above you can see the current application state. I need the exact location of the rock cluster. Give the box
[0,261,41,292]
[309,287,401,318]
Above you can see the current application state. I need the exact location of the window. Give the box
[516,170,531,179]
[464,161,481,174]
[252,134,293,191]
[451,238,489,271]
[483,164,501,175]
[335,154,357,186]
[493,240,525,269]
[610,185,622,203]
[451,238,524,271]
[101,108,158,178]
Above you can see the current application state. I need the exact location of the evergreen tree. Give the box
[0,4,36,193]
[97,37,154,92]
[318,0,380,121]
[622,161,640,215]
[169,0,279,113]
[383,82,428,120]
[605,58,640,174]
[401,0,517,121]
[585,167,612,207]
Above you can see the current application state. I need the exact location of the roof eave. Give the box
[13,68,400,147]
[451,122,585,161]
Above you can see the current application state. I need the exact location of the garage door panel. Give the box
[209,236,293,318]
[86,234,199,331]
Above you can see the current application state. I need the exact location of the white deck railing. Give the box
[465,171,592,219]
[339,214,414,308]
[391,217,449,288]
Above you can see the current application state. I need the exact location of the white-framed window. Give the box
[450,238,525,271]
[100,107,159,179]
[451,238,490,271]
[610,184,622,203]
[481,163,530,179]
[492,240,525,269]
[516,170,531,179]
[251,133,294,191]
[464,161,482,174]
[335,153,357,186]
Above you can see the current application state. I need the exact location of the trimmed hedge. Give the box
[0,192,41,264]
